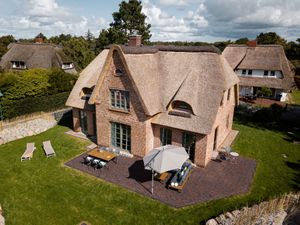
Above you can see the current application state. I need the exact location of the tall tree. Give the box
[235,37,249,44]
[62,37,95,69]
[256,32,286,45]
[85,29,96,52]
[0,35,15,58]
[96,0,151,50]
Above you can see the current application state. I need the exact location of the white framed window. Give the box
[264,70,268,76]
[248,70,252,75]
[270,71,275,76]
[62,63,74,70]
[242,70,246,75]
[110,89,130,111]
[11,61,26,69]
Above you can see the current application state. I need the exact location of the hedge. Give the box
[1,92,70,119]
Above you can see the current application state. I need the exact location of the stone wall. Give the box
[0,108,71,144]
[206,193,300,225]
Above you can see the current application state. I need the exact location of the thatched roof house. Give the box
[0,42,77,74]
[223,43,294,99]
[66,38,239,167]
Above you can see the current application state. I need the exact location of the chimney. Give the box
[35,33,44,44]
[128,35,142,47]
[247,40,257,47]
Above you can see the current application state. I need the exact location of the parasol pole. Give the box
[151,168,154,194]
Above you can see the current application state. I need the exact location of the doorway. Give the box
[79,110,88,135]
[213,126,219,150]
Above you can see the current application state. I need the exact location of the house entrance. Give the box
[182,132,196,162]
[80,110,88,135]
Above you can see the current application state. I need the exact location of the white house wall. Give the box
[236,69,283,79]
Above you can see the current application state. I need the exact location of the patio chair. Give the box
[42,140,56,158]
[94,160,107,171]
[82,156,94,166]
[21,143,36,161]
[91,159,100,169]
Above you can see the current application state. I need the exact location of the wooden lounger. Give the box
[42,140,56,158]
[21,143,36,161]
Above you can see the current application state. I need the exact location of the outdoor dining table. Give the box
[87,148,117,162]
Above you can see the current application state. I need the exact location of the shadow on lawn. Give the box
[285,160,300,190]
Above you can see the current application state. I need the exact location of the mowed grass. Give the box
[291,90,300,105]
[0,121,299,225]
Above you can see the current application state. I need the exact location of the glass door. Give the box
[182,132,196,162]
[80,110,88,135]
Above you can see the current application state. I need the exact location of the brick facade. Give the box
[71,51,237,168]
[94,50,149,157]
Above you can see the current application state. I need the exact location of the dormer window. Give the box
[169,101,193,118]
[80,87,93,100]
[270,71,275,76]
[115,68,123,76]
[62,63,74,70]
[11,61,26,69]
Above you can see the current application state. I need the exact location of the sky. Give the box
[0,0,299,42]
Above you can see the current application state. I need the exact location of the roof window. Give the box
[11,61,26,69]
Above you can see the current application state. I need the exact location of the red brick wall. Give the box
[94,50,149,157]
[72,108,81,132]
[205,86,237,165]
[152,124,207,167]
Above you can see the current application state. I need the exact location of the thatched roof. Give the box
[0,43,76,73]
[67,45,239,134]
[223,44,294,90]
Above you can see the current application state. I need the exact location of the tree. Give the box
[235,37,249,44]
[256,32,286,46]
[0,35,15,58]
[96,0,151,50]
[48,34,72,45]
[85,29,96,53]
[257,86,272,97]
[62,37,96,69]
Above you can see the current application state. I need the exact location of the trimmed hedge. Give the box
[1,92,70,119]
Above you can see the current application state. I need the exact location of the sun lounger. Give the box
[21,143,36,161]
[42,140,56,157]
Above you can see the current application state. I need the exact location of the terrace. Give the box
[65,152,256,208]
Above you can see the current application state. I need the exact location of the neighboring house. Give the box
[223,41,294,101]
[66,35,239,167]
[0,37,77,74]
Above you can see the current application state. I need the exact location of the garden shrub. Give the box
[0,69,77,119]
[1,92,70,119]
[48,69,77,94]
[253,103,285,123]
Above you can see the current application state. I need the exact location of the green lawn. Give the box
[0,122,299,225]
[291,90,300,105]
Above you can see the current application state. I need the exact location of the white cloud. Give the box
[159,0,189,6]
[0,0,107,38]
[142,0,208,41]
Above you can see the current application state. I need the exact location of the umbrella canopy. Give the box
[143,145,189,174]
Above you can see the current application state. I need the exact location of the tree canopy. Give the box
[96,0,151,50]
[256,32,286,45]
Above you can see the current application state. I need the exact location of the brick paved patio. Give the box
[65,153,257,208]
